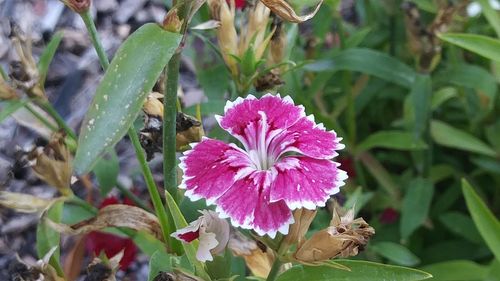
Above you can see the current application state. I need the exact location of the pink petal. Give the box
[217,94,305,148]
[180,138,253,203]
[270,156,347,210]
[215,171,293,238]
[269,115,344,159]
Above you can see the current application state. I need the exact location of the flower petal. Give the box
[270,156,347,210]
[217,94,305,148]
[216,171,293,237]
[269,115,344,159]
[180,138,253,204]
[196,232,218,262]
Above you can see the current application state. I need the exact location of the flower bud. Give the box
[143,92,164,118]
[163,8,183,33]
[60,0,90,14]
[28,132,73,196]
[268,19,286,66]
[209,0,239,76]
[294,207,374,263]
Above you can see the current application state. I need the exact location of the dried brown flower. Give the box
[260,0,323,23]
[294,207,375,263]
[60,0,91,14]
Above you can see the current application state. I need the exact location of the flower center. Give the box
[244,111,281,171]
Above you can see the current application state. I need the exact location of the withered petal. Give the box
[260,0,323,23]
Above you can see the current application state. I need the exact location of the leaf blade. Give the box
[74,23,181,173]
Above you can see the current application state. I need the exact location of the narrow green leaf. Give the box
[477,0,500,38]
[400,178,434,239]
[409,74,432,138]
[439,33,500,62]
[0,100,27,122]
[74,23,181,173]
[435,64,497,111]
[93,150,119,196]
[431,87,458,110]
[462,179,500,262]
[37,201,64,276]
[371,242,421,266]
[430,120,497,157]
[439,212,484,244]
[304,48,416,88]
[165,192,211,280]
[356,131,428,154]
[38,31,63,87]
[345,27,372,48]
[420,260,488,281]
[276,260,432,281]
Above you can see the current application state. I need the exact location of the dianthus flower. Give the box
[180,94,347,237]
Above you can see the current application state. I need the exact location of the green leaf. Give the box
[133,231,166,257]
[371,242,421,266]
[420,260,488,281]
[37,31,63,87]
[400,178,434,239]
[74,23,182,173]
[304,48,416,88]
[165,192,210,280]
[439,211,484,244]
[148,250,186,281]
[409,74,432,138]
[276,260,432,281]
[37,201,64,276]
[439,33,500,62]
[477,0,500,38]
[356,131,428,154]
[431,87,458,110]
[462,179,500,262]
[0,100,27,122]
[345,27,372,48]
[430,120,497,157]
[206,250,232,280]
[435,64,497,111]
[197,64,229,100]
[93,150,120,196]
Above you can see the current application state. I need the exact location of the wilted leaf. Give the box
[260,0,323,23]
[47,204,163,242]
[0,191,62,213]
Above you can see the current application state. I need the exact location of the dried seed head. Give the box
[0,76,19,100]
[60,0,91,14]
[228,231,275,278]
[294,206,375,263]
[29,132,73,196]
[143,92,164,117]
[240,1,271,57]
[254,69,284,91]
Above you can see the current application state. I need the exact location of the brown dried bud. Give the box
[268,19,286,66]
[254,69,284,91]
[163,8,184,33]
[176,113,203,151]
[143,92,164,117]
[29,131,73,196]
[282,209,317,247]
[229,231,275,278]
[61,0,91,14]
[0,76,19,100]
[85,251,122,281]
[260,0,323,23]
[294,207,375,263]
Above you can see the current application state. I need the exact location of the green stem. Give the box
[359,152,401,202]
[129,128,172,244]
[266,259,283,281]
[37,100,78,140]
[0,65,7,80]
[163,53,180,197]
[24,103,58,132]
[116,182,153,212]
[80,11,110,70]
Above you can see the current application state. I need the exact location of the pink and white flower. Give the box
[180,94,347,237]
[171,210,230,262]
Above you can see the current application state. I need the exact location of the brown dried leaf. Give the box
[85,251,122,281]
[260,0,323,23]
[46,204,163,242]
[282,208,317,247]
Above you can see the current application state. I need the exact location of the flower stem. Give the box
[37,99,78,140]
[78,10,176,249]
[24,103,58,132]
[266,259,283,281]
[80,11,110,70]
[163,53,180,198]
[129,128,173,244]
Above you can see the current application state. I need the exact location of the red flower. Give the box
[84,197,138,270]
[338,156,356,178]
[379,208,399,224]
[227,0,246,9]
